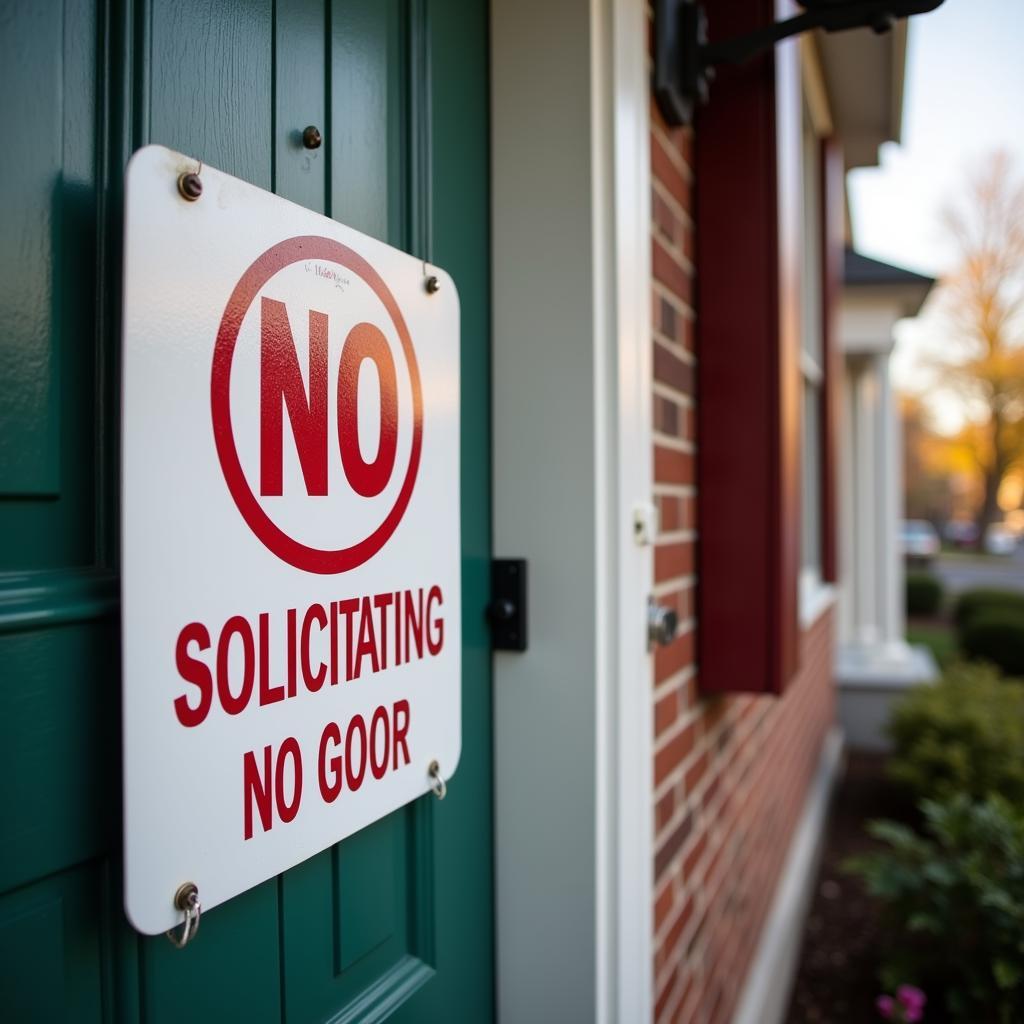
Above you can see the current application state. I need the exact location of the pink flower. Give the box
[876,994,896,1019]
[897,985,927,1022]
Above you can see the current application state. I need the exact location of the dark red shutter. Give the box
[695,0,802,694]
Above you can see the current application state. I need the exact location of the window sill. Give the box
[799,570,836,631]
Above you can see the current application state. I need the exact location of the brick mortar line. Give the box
[652,485,696,503]
[652,233,696,279]
[651,121,696,183]
[649,376,695,407]
[652,737,706,804]
[657,972,688,1024]
[650,222,696,278]
[654,791,697,851]
[652,331,697,366]
[653,433,695,454]
[652,382,695,407]
[653,879,692,950]
[652,700,702,755]
[652,662,697,701]
[650,572,697,594]
[651,587,696,612]
[652,279,696,319]
[652,174,695,226]
[654,528,697,544]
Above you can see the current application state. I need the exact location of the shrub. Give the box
[952,587,1024,629]
[960,609,1024,676]
[905,572,943,617]
[887,663,1024,805]
[847,794,1024,1023]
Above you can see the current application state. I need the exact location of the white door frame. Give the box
[491,1,653,1019]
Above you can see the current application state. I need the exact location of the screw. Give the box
[425,275,440,294]
[177,172,203,201]
[173,881,199,910]
[302,125,322,150]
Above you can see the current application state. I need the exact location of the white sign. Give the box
[121,145,461,935]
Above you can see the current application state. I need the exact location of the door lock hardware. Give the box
[488,559,528,651]
[648,598,679,649]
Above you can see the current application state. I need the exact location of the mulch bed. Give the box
[785,752,911,1023]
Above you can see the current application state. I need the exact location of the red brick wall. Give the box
[650,70,837,1024]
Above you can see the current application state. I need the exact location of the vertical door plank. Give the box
[148,0,273,188]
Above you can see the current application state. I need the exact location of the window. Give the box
[801,103,825,595]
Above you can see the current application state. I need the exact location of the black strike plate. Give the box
[488,559,528,652]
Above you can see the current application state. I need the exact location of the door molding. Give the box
[490,0,653,1019]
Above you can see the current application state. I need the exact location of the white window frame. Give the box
[798,90,835,628]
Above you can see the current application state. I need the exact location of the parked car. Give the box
[944,519,979,549]
[902,519,940,564]
[984,524,1018,556]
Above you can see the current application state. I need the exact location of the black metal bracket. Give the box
[654,0,944,128]
[487,559,528,652]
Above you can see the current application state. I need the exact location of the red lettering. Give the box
[243,745,273,840]
[260,298,328,496]
[393,700,411,770]
[217,615,255,716]
[404,589,423,660]
[394,591,402,664]
[337,322,398,497]
[330,601,339,685]
[275,736,303,824]
[286,607,298,698]
[426,585,444,655]
[373,592,393,670]
[174,623,213,727]
[318,722,343,802]
[338,598,359,680]
[258,612,284,707]
[353,596,379,679]
[301,604,327,691]
[369,705,390,780]
[345,714,367,791]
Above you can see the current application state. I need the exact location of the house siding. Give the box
[650,68,837,1024]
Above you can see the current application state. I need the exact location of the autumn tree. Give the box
[935,152,1024,534]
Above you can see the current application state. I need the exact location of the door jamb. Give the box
[490,0,653,1018]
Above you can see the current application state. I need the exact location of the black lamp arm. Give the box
[704,1,941,68]
[655,0,944,127]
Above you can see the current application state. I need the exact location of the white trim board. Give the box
[732,728,846,1024]
[490,0,653,1020]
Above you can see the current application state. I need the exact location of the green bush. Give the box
[887,663,1024,805]
[847,795,1024,1023]
[961,610,1024,676]
[953,587,1024,629]
[905,572,944,617]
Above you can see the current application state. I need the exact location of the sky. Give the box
[846,0,1024,431]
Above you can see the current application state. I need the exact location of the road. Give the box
[930,548,1024,595]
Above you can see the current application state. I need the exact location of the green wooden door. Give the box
[0,1,493,1021]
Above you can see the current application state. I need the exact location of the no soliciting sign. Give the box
[121,145,461,935]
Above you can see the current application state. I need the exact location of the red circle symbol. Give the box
[210,235,423,574]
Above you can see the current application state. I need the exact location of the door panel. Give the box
[0,0,98,565]
[147,0,274,188]
[0,0,492,1021]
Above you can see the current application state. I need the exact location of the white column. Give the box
[853,360,880,645]
[876,350,905,648]
[838,362,857,646]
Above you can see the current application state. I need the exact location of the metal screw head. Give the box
[173,881,199,910]
[177,172,203,201]
[302,125,322,150]
[425,275,440,294]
